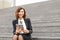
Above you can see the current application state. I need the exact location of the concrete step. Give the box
[1,37,60,40]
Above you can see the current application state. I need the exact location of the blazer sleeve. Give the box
[28,18,33,34]
[12,20,16,34]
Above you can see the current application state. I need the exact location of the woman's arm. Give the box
[12,20,16,34]
[23,18,33,34]
[28,18,33,34]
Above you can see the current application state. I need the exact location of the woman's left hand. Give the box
[23,29,29,34]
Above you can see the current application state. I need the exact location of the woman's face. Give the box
[18,9,24,18]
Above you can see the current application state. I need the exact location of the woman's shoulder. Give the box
[24,18,31,22]
[12,19,17,22]
[25,18,30,20]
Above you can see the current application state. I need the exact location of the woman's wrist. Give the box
[23,29,29,34]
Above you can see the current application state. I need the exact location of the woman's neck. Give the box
[19,17,23,20]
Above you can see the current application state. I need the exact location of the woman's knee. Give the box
[19,35,23,40]
[13,35,17,39]
[19,35,23,38]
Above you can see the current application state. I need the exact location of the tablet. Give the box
[16,24,24,30]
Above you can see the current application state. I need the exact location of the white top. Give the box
[18,18,27,33]
[18,18,27,30]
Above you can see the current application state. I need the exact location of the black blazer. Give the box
[12,18,33,37]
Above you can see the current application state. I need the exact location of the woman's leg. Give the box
[13,35,18,40]
[18,35,24,40]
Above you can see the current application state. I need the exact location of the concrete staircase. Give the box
[0,0,60,40]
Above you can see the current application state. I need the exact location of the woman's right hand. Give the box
[16,28,23,34]
[16,30,19,34]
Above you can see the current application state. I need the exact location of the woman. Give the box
[12,7,33,40]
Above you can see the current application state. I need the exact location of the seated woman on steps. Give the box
[12,7,33,40]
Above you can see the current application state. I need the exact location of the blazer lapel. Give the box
[16,19,18,24]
